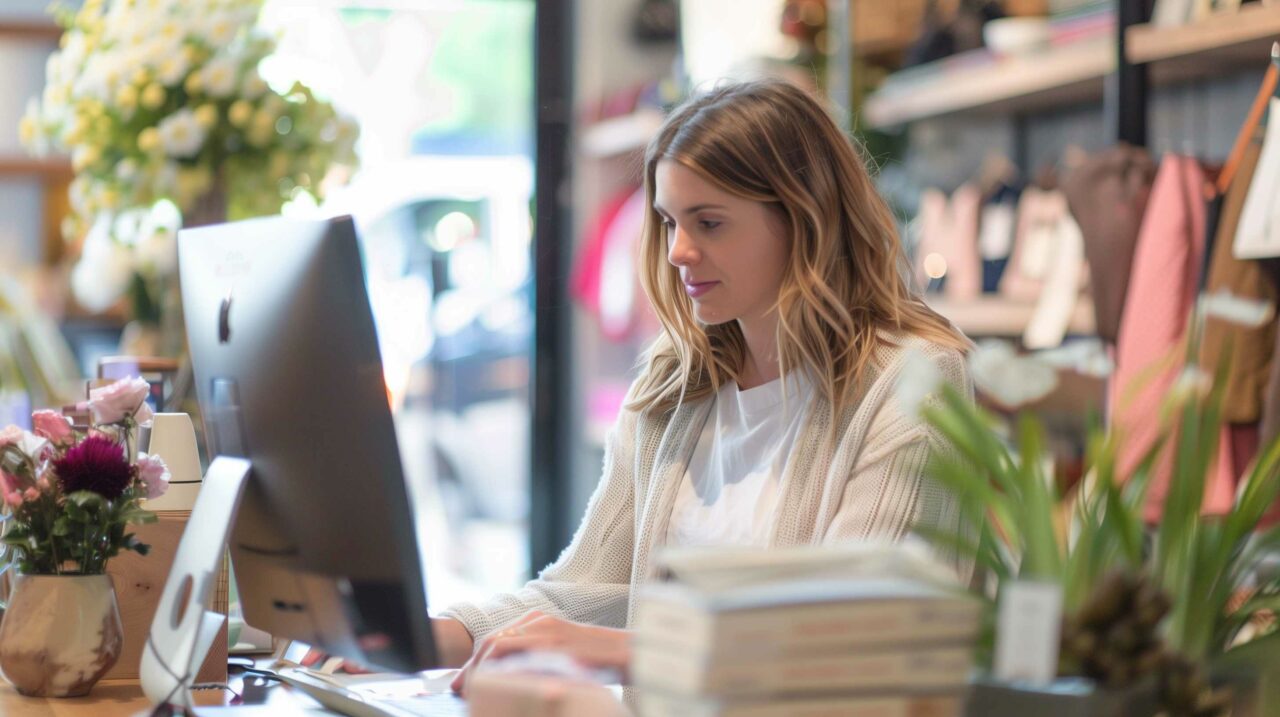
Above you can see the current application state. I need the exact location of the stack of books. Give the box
[632,545,982,717]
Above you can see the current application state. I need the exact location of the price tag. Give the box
[994,580,1063,685]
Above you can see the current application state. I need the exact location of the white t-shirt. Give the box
[665,372,813,548]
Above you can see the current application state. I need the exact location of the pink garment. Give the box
[1110,155,1234,521]
[916,185,982,299]
[570,187,657,342]
[1001,188,1090,301]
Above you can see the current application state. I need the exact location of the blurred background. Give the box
[2,0,1276,610]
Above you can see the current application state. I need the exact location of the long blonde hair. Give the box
[627,79,968,418]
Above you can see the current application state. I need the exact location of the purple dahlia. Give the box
[54,435,135,499]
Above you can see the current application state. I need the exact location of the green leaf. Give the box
[51,517,70,537]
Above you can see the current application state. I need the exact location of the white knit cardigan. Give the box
[439,331,972,640]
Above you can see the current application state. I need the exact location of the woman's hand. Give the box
[430,617,475,668]
[450,610,631,695]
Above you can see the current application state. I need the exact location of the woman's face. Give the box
[654,160,789,328]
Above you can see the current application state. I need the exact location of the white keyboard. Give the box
[273,667,468,717]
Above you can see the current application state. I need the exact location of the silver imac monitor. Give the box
[178,214,438,673]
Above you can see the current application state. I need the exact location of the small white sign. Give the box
[994,580,1064,685]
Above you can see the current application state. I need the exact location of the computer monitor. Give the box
[177,214,438,673]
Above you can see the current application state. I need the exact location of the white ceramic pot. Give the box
[0,574,123,697]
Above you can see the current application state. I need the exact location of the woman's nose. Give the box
[667,227,698,267]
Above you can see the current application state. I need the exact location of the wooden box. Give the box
[104,510,228,682]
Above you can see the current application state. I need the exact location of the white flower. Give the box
[116,158,139,182]
[135,200,181,276]
[112,208,149,246]
[156,108,207,158]
[200,54,240,98]
[969,340,1058,408]
[71,215,135,313]
[205,13,241,47]
[136,225,178,277]
[154,46,191,86]
[896,349,943,418]
[1198,290,1274,328]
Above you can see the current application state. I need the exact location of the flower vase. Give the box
[0,574,123,697]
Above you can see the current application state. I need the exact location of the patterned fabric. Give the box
[439,332,973,639]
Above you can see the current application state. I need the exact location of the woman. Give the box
[434,78,973,689]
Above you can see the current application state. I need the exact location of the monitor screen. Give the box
[178,215,438,672]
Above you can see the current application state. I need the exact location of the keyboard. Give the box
[374,695,469,717]
[272,666,468,717]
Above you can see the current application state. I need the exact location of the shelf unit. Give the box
[1128,3,1280,81]
[862,5,1280,129]
[0,21,60,42]
[927,295,1096,338]
[0,156,71,179]
[864,38,1113,128]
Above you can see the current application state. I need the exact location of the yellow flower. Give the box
[117,84,138,112]
[72,146,101,172]
[184,72,203,96]
[98,188,121,210]
[137,127,162,154]
[132,68,150,86]
[141,83,166,111]
[64,114,89,143]
[194,104,218,129]
[228,100,253,128]
[18,115,37,147]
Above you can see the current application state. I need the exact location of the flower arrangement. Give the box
[18,0,358,318]
[0,377,169,576]
[901,291,1280,715]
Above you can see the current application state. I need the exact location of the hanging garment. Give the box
[978,181,1020,292]
[1200,129,1277,424]
[915,184,982,299]
[1234,98,1280,261]
[571,187,655,341]
[1000,188,1085,301]
[1061,145,1157,344]
[1110,155,1236,521]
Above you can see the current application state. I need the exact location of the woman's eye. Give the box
[699,219,721,231]
[662,218,676,232]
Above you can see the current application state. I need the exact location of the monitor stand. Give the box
[140,456,252,711]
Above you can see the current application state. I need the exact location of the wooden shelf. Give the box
[0,20,61,41]
[863,6,1280,129]
[0,156,71,180]
[1127,4,1280,81]
[862,38,1113,128]
[928,295,1096,338]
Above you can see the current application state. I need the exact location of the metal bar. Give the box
[1107,0,1151,146]
[530,0,576,573]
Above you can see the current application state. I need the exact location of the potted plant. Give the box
[0,376,170,697]
[18,0,358,356]
[902,292,1280,716]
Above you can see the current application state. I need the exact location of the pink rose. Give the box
[32,410,73,445]
[4,490,22,507]
[88,377,154,426]
[136,452,171,500]
[22,487,39,502]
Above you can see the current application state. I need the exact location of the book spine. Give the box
[635,599,980,656]
[633,645,974,698]
[636,692,965,717]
